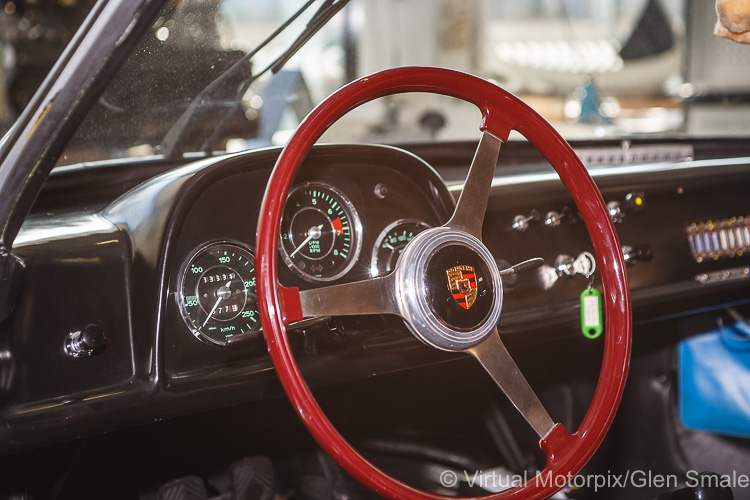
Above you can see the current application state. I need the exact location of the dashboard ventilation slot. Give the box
[575,143,693,167]
[687,217,750,262]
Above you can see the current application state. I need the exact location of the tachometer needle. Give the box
[202,281,232,328]
[289,224,324,258]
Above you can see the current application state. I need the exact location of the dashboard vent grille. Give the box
[576,143,693,167]
[687,217,750,262]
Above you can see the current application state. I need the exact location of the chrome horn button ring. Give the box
[395,227,503,351]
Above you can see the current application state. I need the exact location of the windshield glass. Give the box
[2,0,746,167]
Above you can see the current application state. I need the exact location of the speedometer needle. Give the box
[202,281,232,328]
[289,224,324,258]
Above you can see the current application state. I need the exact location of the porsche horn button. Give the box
[446,265,478,310]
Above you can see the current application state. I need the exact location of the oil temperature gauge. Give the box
[178,242,260,346]
[371,219,431,276]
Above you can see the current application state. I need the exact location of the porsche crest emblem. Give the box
[446,265,478,310]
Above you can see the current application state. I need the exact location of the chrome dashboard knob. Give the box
[608,191,645,223]
[622,244,652,266]
[64,324,106,358]
[544,207,574,227]
[512,209,541,232]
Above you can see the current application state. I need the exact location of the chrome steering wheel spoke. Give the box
[298,272,400,318]
[467,328,557,439]
[445,130,503,239]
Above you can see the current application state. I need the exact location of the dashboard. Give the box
[3,138,750,457]
[162,145,453,380]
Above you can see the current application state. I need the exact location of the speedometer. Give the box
[178,242,260,346]
[279,182,362,282]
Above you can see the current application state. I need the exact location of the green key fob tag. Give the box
[580,287,603,339]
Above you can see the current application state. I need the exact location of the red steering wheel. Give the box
[257,67,631,499]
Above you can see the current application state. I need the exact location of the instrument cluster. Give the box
[176,168,445,347]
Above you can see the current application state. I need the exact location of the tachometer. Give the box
[178,242,260,346]
[371,219,431,276]
[280,182,362,282]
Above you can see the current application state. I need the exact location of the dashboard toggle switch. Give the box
[607,191,645,223]
[544,207,575,227]
[511,209,541,232]
[621,244,652,265]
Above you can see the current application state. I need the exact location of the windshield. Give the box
[3,0,748,167]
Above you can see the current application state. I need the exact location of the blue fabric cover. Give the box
[679,321,750,437]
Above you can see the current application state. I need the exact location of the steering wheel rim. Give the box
[257,67,632,499]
